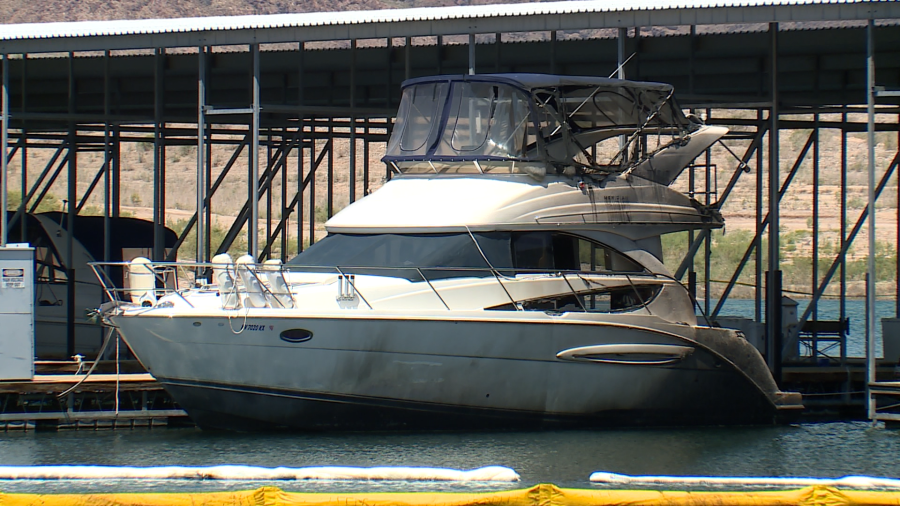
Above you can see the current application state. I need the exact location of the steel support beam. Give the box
[766,22,782,380]
[712,131,816,320]
[349,39,357,205]
[152,47,165,261]
[1,53,8,247]
[792,150,900,355]
[250,42,261,257]
[20,146,66,217]
[66,51,76,358]
[103,50,111,266]
[674,125,766,281]
[165,137,248,262]
[261,138,330,259]
[468,33,475,75]
[866,18,877,422]
[75,158,111,213]
[18,54,26,244]
[197,45,207,262]
[216,135,296,259]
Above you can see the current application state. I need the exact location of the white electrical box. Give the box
[0,243,35,380]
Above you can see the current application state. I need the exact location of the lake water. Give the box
[3,298,900,495]
[2,422,900,494]
[705,298,898,358]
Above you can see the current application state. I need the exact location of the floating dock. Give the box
[0,365,187,430]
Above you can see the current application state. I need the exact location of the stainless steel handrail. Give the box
[88,260,675,314]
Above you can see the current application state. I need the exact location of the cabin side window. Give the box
[510,232,644,273]
[488,284,660,314]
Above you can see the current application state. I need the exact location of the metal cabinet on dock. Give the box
[0,244,34,381]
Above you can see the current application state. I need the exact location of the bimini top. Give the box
[383,73,698,181]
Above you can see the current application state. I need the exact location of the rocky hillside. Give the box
[0,0,523,24]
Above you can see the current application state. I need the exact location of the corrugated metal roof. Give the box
[0,0,893,41]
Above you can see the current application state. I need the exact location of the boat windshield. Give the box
[383,75,696,178]
[286,232,645,280]
[384,81,548,176]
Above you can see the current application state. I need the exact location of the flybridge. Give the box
[382,74,724,186]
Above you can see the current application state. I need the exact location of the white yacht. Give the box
[96,74,802,430]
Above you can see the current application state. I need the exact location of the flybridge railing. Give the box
[87,261,677,314]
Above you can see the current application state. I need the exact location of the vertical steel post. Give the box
[617,28,626,79]
[327,123,333,217]
[205,49,212,262]
[812,112,820,354]
[349,39,357,205]
[617,28,627,160]
[19,54,27,243]
[688,26,695,95]
[437,35,444,74]
[103,50,111,268]
[705,128,711,316]
[469,33,475,75]
[309,133,315,245]
[66,51,76,358]
[405,37,411,80]
[841,108,848,365]
[494,33,500,72]
[281,127,288,262]
[298,42,305,254]
[386,37,393,107]
[688,147,696,301]
[250,43,260,258]
[755,111,764,323]
[766,22,782,380]
[387,38,395,184]
[112,124,120,218]
[1,54,8,247]
[153,48,164,261]
[363,118,370,197]
[866,18,877,421]
[550,30,556,74]
[266,129,272,260]
[197,45,206,262]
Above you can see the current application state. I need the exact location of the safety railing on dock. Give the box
[869,380,900,424]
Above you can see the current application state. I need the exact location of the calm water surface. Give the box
[2,422,900,493]
[4,299,900,493]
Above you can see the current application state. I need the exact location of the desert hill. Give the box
[0,0,523,24]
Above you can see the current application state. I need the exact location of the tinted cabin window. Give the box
[510,232,643,273]
[286,232,641,278]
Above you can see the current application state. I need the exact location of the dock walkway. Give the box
[0,371,188,430]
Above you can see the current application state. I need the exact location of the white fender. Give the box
[263,259,294,308]
[127,257,156,306]
[235,255,267,308]
[212,253,239,308]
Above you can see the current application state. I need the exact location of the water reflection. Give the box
[1,422,899,494]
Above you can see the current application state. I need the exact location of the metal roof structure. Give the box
[1,0,900,371]
[1,0,899,53]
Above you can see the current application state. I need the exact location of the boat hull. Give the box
[112,312,789,430]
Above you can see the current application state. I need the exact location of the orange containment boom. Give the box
[3,483,900,506]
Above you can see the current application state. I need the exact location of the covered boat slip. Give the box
[1,0,900,422]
